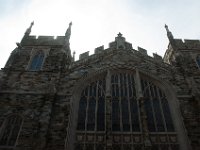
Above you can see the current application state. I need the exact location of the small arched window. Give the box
[196,55,200,68]
[29,51,44,70]
[0,115,23,147]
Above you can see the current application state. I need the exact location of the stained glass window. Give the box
[0,115,23,147]
[75,71,177,150]
[141,79,175,132]
[153,97,165,132]
[111,73,139,132]
[97,97,105,131]
[29,52,44,70]
[112,98,120,131]
[77,80,105,131]
[161,97,175,132]
[77,96,87,130]
[121,98,130,131]
[130,97,140,131]
[87,97,96,130]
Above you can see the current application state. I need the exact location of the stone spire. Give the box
[25,21,34,36]
[165,24,174,40]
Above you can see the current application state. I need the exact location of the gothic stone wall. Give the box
[0,45,200,150]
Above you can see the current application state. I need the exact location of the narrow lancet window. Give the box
[29,51,44,70]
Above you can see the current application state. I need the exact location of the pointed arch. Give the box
[29,51,44,71]
[65,67,191,150]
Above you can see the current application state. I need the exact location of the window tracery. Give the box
[75,71,179,150]
[76,79,106,131]
[0,115,23,148]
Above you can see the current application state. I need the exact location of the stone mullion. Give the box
[157,88,167,131]
[148,82,158,132]
[132,74,142,134]
[84,86,89,148]
[105,70,112,150]
[135,69,151,149]
[127,74,133,133]
[157,87,171,148]
[95,81,99,132]
[7,116,17,146]
[159,89,170,136]
[119,74,122,133]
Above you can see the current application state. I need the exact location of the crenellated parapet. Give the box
[174,39,200,50]
[76,44,162,67]
[77,33,162,63]
[21,36,65,46]
[109,33,133,50]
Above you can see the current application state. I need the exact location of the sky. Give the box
[0,0,200,68]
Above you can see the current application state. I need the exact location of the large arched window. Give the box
[0,115,23,148]
[29,51,44,71]
[74,71,180,150]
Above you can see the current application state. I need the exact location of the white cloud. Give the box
[0,0,200,68]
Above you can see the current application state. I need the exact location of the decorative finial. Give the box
[164,24,174,39]
[165,24,170,32]
[31,21,34,26]
[73,51,76,61]
[118,32,122,37]
[69,22,72,26]
[25,21,34,35]
[65,21,72,38]
[16,42,22,49]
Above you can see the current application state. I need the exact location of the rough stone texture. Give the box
[0,28,199,150]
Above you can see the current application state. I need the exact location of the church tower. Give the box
[5,21,73,71]
[0,23,199,150]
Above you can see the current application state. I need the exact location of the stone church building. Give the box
[0,22,199,150]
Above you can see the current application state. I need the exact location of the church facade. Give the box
[0,22,199,150]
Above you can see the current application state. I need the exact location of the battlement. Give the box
[174,39,200,49]
[138,47,147,55]
[21,35,65,46]
[77,43,163,64]
[94,46,104,54]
